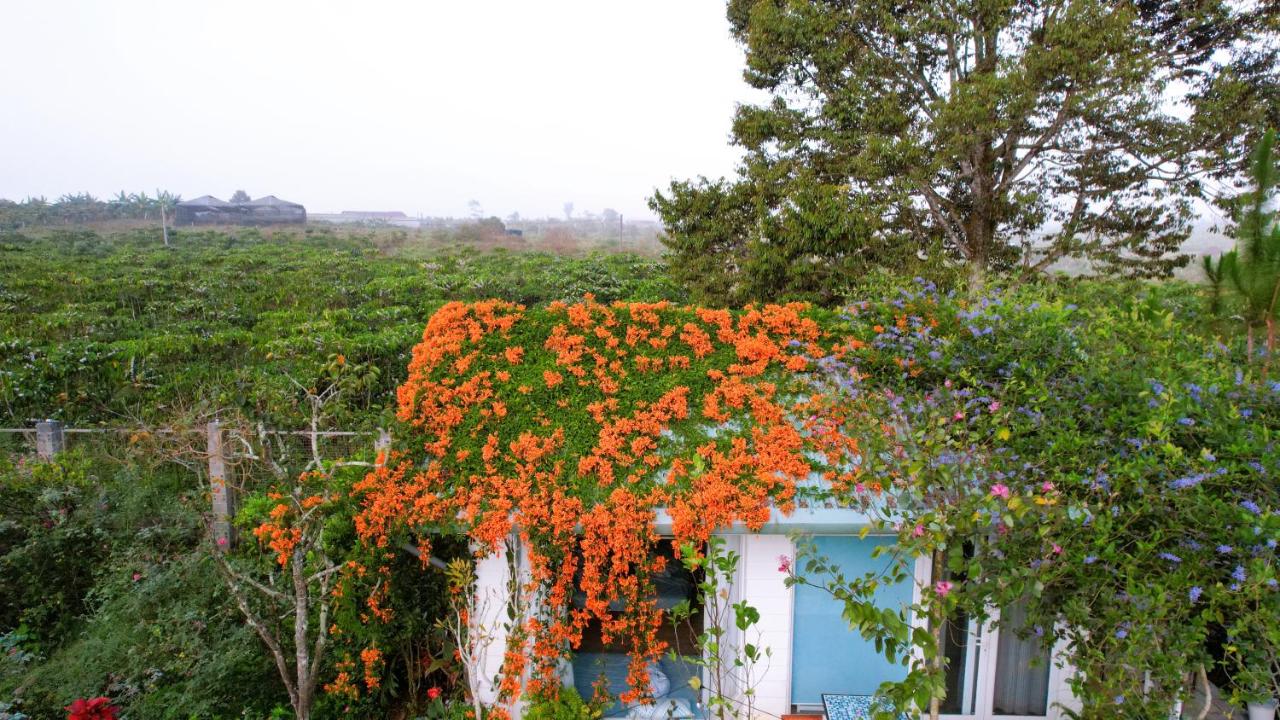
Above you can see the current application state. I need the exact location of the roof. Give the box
[245,195,304,208]
[178,195,231,207]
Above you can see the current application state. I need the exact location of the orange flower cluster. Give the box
[351,297,866,706]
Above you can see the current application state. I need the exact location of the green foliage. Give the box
[0,191,182,229]
[670,537,769,720]
[794,276,1278,717]
[523,688,600,720]
[0,228,681,427]
[1205,129,1280,357]
[0,452,283,719]
[653,1,1279,303]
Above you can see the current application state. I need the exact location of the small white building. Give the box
[469,504,1080,720]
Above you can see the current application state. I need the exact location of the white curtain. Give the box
[991,601,1051,715]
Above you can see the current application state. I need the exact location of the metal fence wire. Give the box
[0,422,385,548]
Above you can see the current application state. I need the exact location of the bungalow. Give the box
[467,504,1080,720]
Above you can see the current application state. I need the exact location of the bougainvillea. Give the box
[65,697,119,720]
[350,296,869,708]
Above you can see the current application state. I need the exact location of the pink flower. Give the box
[1041,481,1055,493]
[778,555,792,574]
[913,524,925,538]
[934,580,954,597]
[990,483,1010,499]
[1052,544,1063,555]
[216,536,228,546]
[131,573,142,582]
[953,411,965,421]
[988,401,1001,412]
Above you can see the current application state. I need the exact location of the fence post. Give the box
[375,428,391,467]
[35,420,64,460]
[207,420,235,550]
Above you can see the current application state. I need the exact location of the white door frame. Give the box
[910,557,1074,720]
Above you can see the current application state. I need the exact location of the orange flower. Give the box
[349,297,870,705]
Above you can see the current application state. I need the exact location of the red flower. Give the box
[66,697,119,720]
[428,687,442,700]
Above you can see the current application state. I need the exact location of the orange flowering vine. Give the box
[351,297,869,707]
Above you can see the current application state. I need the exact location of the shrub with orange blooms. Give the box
[352,296,868,707]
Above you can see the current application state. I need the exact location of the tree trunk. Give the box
[1267,315,1276,378]
[930,548,945,720]
[293,548,312,720]
[968,261,986,294]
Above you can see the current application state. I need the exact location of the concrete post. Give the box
[207,420,235,550]
[375,428,391,467]
[35,420,64,460]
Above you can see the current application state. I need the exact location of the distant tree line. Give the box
[0,191,181,230]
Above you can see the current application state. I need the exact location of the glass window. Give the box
[991,601,1051,715]
[791,536,913,705]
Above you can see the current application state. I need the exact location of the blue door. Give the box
[790,535,914,705]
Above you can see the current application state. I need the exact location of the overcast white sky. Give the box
[0,1,761,219]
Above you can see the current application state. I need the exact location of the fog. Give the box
[0,1,763,219]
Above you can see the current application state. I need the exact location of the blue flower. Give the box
[1217,545,1234,554]
[1177,417,1196,427]
[1115,628,1128,639]
[1084,555,1098,564]
[1158,552,1182,563]
[1150,381,1165,395]
[1242,500,1262,515]
[1233,565,1247,583]
[1114,695,1124,705]
[1189,586,1203,603]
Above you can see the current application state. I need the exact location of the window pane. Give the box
[791,536,913,705]
[991,601,1050,715]
[940,609,971,714]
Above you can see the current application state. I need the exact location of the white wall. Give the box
[472,542,513,707]
[725,533,796,718]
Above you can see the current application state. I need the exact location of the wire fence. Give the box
[0,421,388,548]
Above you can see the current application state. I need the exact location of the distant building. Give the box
[174,195,233,224]
[175,195,306,225]
[505,228,524,237]
[339,211,408,221]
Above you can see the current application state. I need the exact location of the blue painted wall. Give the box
[790,535,913,704]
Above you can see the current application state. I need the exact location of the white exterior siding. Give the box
[470,529,1082,720]
[732,533,795,718]
[472,543,512,707]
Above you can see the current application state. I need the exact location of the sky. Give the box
[1,1,763,219]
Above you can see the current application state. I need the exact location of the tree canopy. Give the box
[651,0,1280,304]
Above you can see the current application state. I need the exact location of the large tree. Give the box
[652,0,1279,302]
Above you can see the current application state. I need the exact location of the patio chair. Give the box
[820,694,908,720]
